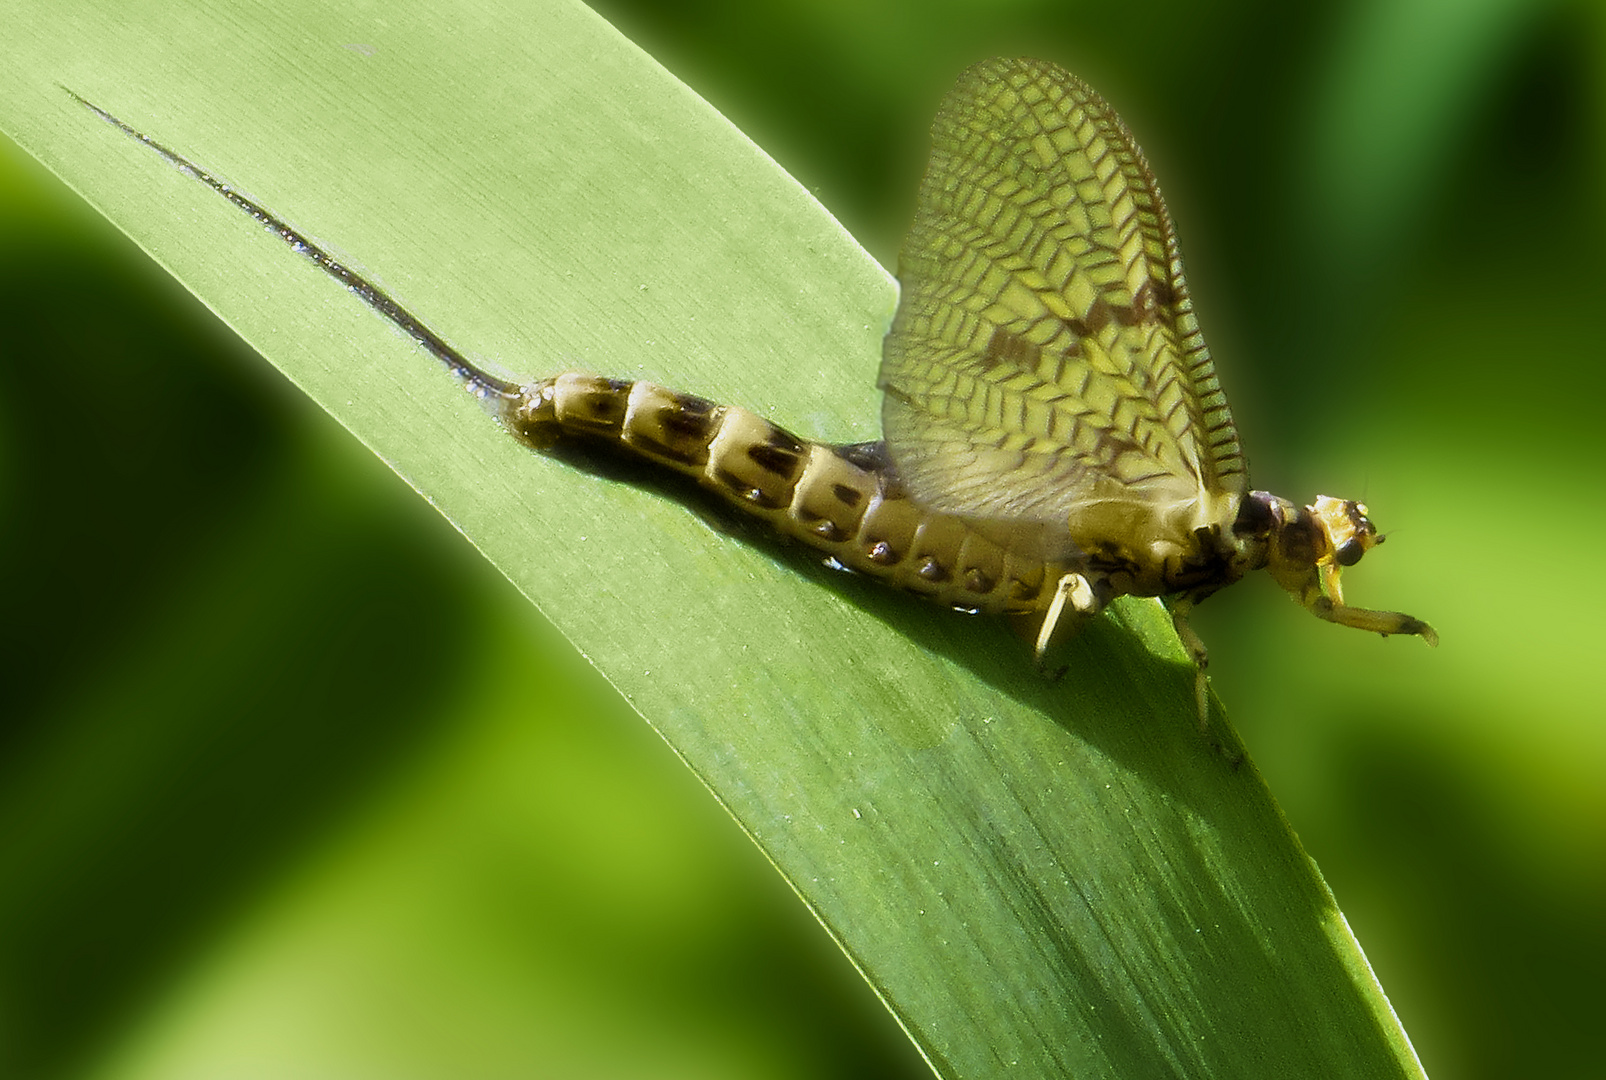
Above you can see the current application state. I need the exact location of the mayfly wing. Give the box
[879,58,1247,534]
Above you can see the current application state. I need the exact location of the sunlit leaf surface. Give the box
[15,0,1579,1077]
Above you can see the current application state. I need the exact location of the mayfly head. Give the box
[1233,491,1437,646]
[1310,494,1382,570]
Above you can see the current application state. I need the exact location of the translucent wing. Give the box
[880,58,1246,533]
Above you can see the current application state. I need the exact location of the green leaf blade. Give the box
[0,2,1425,1076]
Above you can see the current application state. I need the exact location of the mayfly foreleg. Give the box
[1308,597,1441,647]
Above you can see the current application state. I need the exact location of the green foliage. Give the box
[5,0,1603,1078]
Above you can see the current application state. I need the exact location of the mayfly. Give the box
[75,57,1435,723]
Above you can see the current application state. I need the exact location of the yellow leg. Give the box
[1308,597,1439,647]
[1034,572,1099,659]
[1169,599,1211,730]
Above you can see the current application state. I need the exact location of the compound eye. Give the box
[1335,538,1366,566]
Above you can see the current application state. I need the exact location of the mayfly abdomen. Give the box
[508,372,1054,614]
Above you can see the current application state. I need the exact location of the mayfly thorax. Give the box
[76,57,1436,724]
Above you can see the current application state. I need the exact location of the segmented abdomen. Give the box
[505,373,1057,614]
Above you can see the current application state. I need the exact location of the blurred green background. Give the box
[3,0,1603,1077]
